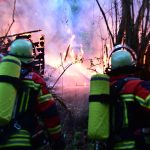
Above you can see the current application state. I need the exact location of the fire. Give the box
[70,48,75,60]
[63,32,84,64]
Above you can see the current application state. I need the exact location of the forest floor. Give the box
[55,86,96,150]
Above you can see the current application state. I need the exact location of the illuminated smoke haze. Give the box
[0,0,111,86]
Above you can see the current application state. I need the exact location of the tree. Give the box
[96,0,150,73]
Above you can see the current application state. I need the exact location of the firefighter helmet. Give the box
[9,39,34,64]
[109,44,137,70]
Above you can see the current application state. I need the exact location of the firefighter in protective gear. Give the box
[0,39,66,150]
[106,44,150,150]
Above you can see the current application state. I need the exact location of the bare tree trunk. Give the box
[116,0,126,44]
[124,0,134,46]
[96,0,149,76]
[143,0,150,37]
[114,0,118,43]
[132,0,148,54]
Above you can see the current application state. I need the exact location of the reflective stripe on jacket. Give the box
[24,71,62,140]
[0,130,31,148]
[0,71,62,148]
[114,140,136,150]
[110,74,150,149]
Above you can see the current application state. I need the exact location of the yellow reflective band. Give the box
[25,88,30,111]
[39,89,43,95]
[48,125,61,134]
[10,130,30,138]
[123,101,128,127]
[0,143,31,148]
[114,140,135,149]
[7,138,30,143]
[120,94,134,102]
[145,95,150,106]
[121,94,135,127]
[135,96,150,108]
[38,94,53,104]
[18,129,30,134]
[0,138,31,148]
[19,92,25,112]
[10,134,30,138]
[23,80,40,90]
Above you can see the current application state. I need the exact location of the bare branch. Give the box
[110,3,115,38]
[131,0,134,22]
[116,0,126,44]
[132,0,148,53]
[143,0,149,37]
[96,0,115,45]
[4,0,17,41]
[141,31,150,50]
[64,45,70,62]
[60,53,65,70]
[134,0,147,34]
[51,63,73,89]
[124,0,133,46]
[114,0,118,41]
[0,29,42,39]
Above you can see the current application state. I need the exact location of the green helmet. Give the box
[9,39,34,64]
[110,44,137,70]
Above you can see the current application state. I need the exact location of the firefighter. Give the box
[105,44,150,150]
[0,39,66,150]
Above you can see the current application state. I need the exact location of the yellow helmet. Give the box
[9,39,34,64]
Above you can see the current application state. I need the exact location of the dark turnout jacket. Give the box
[0,68,65,150]
[109,73,150,150]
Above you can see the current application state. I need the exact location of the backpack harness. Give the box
[109,77,150,149]
[0,68,38,144]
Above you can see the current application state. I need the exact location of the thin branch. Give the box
[131,0,134,24]
[134,0,147,34]
[124,0,133,46]
[0,29,42,39]
[51,63,73,89]
[64,45,70,62]
[114,0,118,42]
[87,68,98,73]
[116,0,125,44]
[96,0,115,45]
[4,0,17,41]
[110,3,114,38]
[143,0,149,37]
[60,53,65,70]
[132,0,148,53]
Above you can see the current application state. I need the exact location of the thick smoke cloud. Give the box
[0,0,112,88]
[0,0,110,63]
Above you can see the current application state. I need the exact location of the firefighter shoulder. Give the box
[107,44,150,150]
[88,73,110,140]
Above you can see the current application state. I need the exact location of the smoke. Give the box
[0,0,111,86]
[0,0,109,55]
